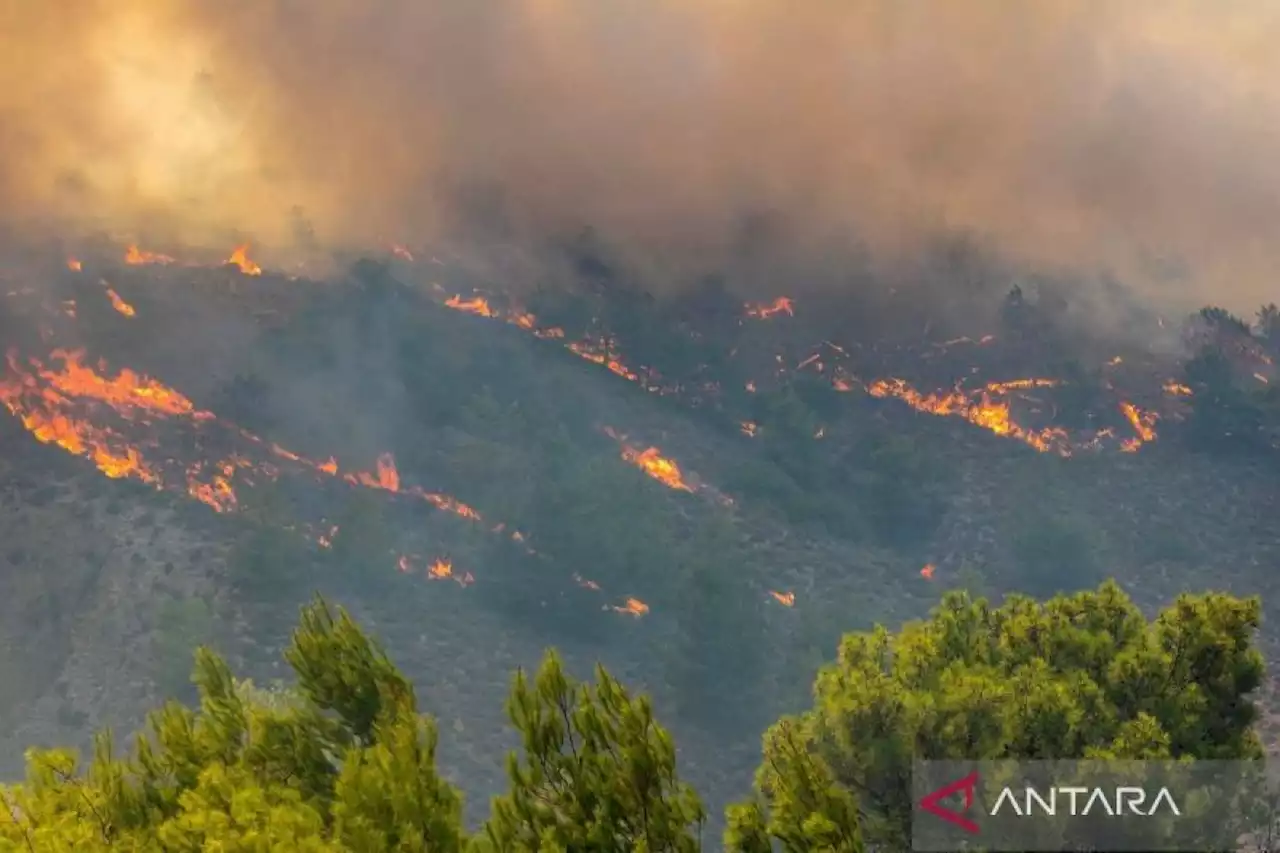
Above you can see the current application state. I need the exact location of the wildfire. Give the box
[769,590,796,607]
[1118,401,1158,452]
[186,459,240,513]
[428,558,475,587]
[444,294,497,318]
[103,284,136,317]
[226,244,262,276]
[124,245,174,266]
[389,244,414,261]
[866,378,1071,455]
[1163,381,1193,396]
[604,427,693,491]
[744,297,794,319]
[66,258,82,272]
[741,421,759,437]
[14,349,202,419]
[611,597,650,617]
[567,340,642,383]
[920,563,936,580]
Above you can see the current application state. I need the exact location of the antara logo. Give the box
[920,772,1182,834]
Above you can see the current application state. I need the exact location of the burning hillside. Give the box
[0,236,1264,629]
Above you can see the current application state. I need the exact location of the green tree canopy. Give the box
[0,583,1268,852]
[731,581,1265,850]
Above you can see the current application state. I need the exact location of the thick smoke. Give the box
[3,1,1280,310]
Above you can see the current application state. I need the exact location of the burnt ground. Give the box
[0,259,1278,827]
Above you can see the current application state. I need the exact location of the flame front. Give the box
[226,244,262,276]
[124,245,175,266]
[866,378,1071,455]
[769,590,796,606]
[444,295,497,318]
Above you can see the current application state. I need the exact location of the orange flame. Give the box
[14,349,203,419]
[603,427,693,491]
[103,284,136,318]
[769,590,796,606]
[611,597,649,617]
[920,563,936,580]
[1163,381,1193,396]
[867,377,1071,455]
[124,245,174,266]
[66,258,82,272]
[428,557,475,586]
[226,244,262,276]
[744,297,794,319]
[1118,401,1158,452]
[444,295,497,317]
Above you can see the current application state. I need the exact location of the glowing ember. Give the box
[769,590,796,607]
[920,564,936,580]
[1163,381,1193,396]
[66,258,82,272]
[103,284,136,317]
[124,245,175,266]
[611,597,650,617]
[744,297,794,319]
[226,244,262,276]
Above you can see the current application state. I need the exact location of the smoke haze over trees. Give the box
[5,1,1280,311]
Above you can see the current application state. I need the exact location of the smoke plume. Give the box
[4,1,1280,310]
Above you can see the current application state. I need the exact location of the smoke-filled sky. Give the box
[3,0,1280,310]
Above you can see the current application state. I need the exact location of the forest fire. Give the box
[103,284,136,317]
[866,378,1073,455]
[1119,402,1159,452]
[226,244,262,276]
[611,597,650,617]
[744,297,794,319]
[444,294,497,317]
[769,590,796,607]
[603,427,694,491]
[66,258,82,272]
[124,245,175,266]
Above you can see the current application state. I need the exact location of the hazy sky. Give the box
[3,1,1280,310]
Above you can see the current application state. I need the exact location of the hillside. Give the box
[0,241,1278,823]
